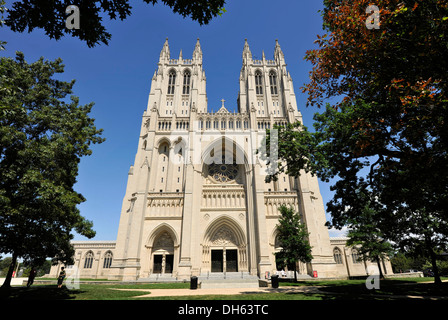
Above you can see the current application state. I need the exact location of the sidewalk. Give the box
[111,283,448,300]
[111,286,322,298]
[0,277,27,286]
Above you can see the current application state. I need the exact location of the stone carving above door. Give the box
[211,226,236,246]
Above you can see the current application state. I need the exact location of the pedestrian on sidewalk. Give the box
[27,267,37,287]
[57,267,66,288]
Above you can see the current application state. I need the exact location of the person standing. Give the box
[27,267,37,287]
[57,267,66,288]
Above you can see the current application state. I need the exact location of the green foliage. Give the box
[0,257,12,276]
[423,260,448,276]
[0,52,104,285]
[346,210,394,275]
[390,252,426,273]
[275,205,313,280]
[21,259,52,277]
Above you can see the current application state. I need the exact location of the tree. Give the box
[264,0,448,285]
[0,257,13,276]
[275,205,313,282]
[391,245,441,274]
[344,199,394,279]
[3,0,226,47]
[0,52,104,289]
[22,259,52,277]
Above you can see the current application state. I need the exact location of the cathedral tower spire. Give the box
[242,38,252,64]
[160,37,170,62]
[274,39,285,63]
[193,38,202,62]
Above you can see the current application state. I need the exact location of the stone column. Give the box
[245,168,258,275]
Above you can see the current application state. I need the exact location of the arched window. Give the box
[269,70,278,95]
[84,251,94,269]
[182,70,191,95]
[255,70,263,95]
[103,251,113,268]
[333,248,343,264]
[351,249,361,264]
[167,70,176,94]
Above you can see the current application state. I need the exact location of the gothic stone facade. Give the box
[49,39,392,281]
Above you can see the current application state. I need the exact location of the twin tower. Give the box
[107,38,337,281]
[50,39,387,281]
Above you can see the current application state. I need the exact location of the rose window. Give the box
[208,159,239,183]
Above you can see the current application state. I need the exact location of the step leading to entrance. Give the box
[198,272,260,289]
[198,272,257,280]
[200,278,260,289]
[137,273,182,282]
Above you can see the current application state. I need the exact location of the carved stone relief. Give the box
[211,226,236,246]
[153,232,174,251]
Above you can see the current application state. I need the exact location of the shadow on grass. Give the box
[316,281,448,299]
[2,278,447,301]
[0,285,84,300]
[275,278,448,300]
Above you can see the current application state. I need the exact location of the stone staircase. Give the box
[198,272,260,289]
[137,273,183,282]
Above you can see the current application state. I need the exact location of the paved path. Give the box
[0,277,27,286]
[111,283,448,300]
[111,286,322,298]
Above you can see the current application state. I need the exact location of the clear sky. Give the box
[1,0,345,241]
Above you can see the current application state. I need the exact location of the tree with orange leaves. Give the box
[264,0,448,285]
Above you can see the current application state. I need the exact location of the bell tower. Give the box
[238,39,302,124]
[146,38,208,117]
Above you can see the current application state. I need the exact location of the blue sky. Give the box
[1,0,345,240]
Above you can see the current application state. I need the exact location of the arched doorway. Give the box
[152,232,174,274]
[210,226,238,272]
[202,216,248,273]
[147,226,179,276]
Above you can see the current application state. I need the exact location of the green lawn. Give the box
[1,277,447,300]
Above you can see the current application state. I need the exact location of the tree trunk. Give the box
[1,253,17,289]
[376,257,384,280]
[425,234,442,285]
[293,262,297,282]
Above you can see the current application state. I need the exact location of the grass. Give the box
[0,277,447,300]
[277,277,448,300]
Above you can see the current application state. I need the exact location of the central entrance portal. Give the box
[211,249,238,272]
[153,254,174,274]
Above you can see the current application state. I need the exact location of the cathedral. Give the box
[48,39,392,281]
